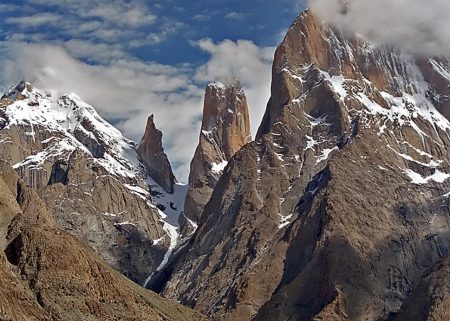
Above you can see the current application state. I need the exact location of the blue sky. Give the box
[0,1,301,65]
[0,0,305,180]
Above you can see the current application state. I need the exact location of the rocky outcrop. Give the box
[418,58,450,121]
[137,114,175,193]
[395,256,450,321]
[0,161,208,321]
[0,82,183,286]
[182,82,251,232]
[158,10,450,321]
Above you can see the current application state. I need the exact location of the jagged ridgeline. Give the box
[1,7,449,321]
[156,10,450,321]
[180,81,251,236]
[0,161,207,320]
[0,80,187,287]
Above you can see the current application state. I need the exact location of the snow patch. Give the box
[316,147,339,164]
[114,221,136,227]
[211,160,228,174]
[404,169,450,185]
[320,70,348,100]
[429,59,450,82]
[388,145,442,168]
[2,83,189,290]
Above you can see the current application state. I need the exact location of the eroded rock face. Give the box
[395,256,450,321]
[0,82,183,286]
[159,11,450,321]
[0,162,208,321]
[137,115,175,194]
[182,82,251,232]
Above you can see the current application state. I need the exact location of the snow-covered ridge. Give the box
[1,81,187,273]
[2,81,141,178]
[279,21,450,194]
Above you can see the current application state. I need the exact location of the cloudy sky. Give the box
[311,0,450,57]
[0,0,304,181]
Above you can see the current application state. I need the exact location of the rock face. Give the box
[137,115,175,193]
[157,10,450,321]
[0,161,208,321]
[395,256,450,321]
[182,82,251,231]
[0,81,185,285]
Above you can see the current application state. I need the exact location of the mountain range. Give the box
[0,9,449,321]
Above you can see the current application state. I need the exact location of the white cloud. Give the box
[62,39,127,63]
[0,38,276,181]
[0,4,24,12]
[27,0,157,27]
[5,12,62,28]
[195,39,275,136]
[77,21,103,33]
[6,0,159,45]
[85,5,156,27]
[0,1,277,182]
[309,0,450,57]
[128,21,186,48]
[192,14,209,22]
[0,42,203,182]
[224,12,247,20]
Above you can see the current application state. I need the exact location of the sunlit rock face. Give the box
[159,10,450,321]
[180,81,251,234]
[137,114,175,194]
[0,162,209,321]
[0,81,186,286]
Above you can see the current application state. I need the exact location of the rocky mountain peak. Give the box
[1,81,54,113]
[202,81,250,159]
[137,114,175,194]
[258,10,450,138]
[159,9,450,321]
[0,83,186,287]
[180,81,251,231]
[1,80,34,101]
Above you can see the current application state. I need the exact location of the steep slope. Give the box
[395,256,450,321]
[0,81,185,285]
[181,81,251,233]
[159,10,450,321]
[137,114,175,193]
[0,161,208,321]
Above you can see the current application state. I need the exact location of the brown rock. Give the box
[182,81,251,231]
[137,114,175,193]
[417,58,450,121]
[0,83,177,286]
[395,256,450,321]
[0,161,209,321]
[160,10,450,321]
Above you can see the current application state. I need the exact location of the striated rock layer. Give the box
[159,10,450,321]
[0,161,208,321]
[0,81,184,285]
[181,82,251,233]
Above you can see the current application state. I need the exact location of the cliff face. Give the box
[181,82,251,232]
[158,11,450,321]
[0,82,184,285]
[137,114,175,194]
[0,162,208,321]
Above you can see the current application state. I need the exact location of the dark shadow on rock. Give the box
[48,160,69,185]
[115,224,166,285]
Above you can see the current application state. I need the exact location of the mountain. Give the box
[137,114,176,194]
[0,161,208,321]
[155,10,450,321]
[2,7,450,321]
[181,81,251,234]
[0,80,185,286]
